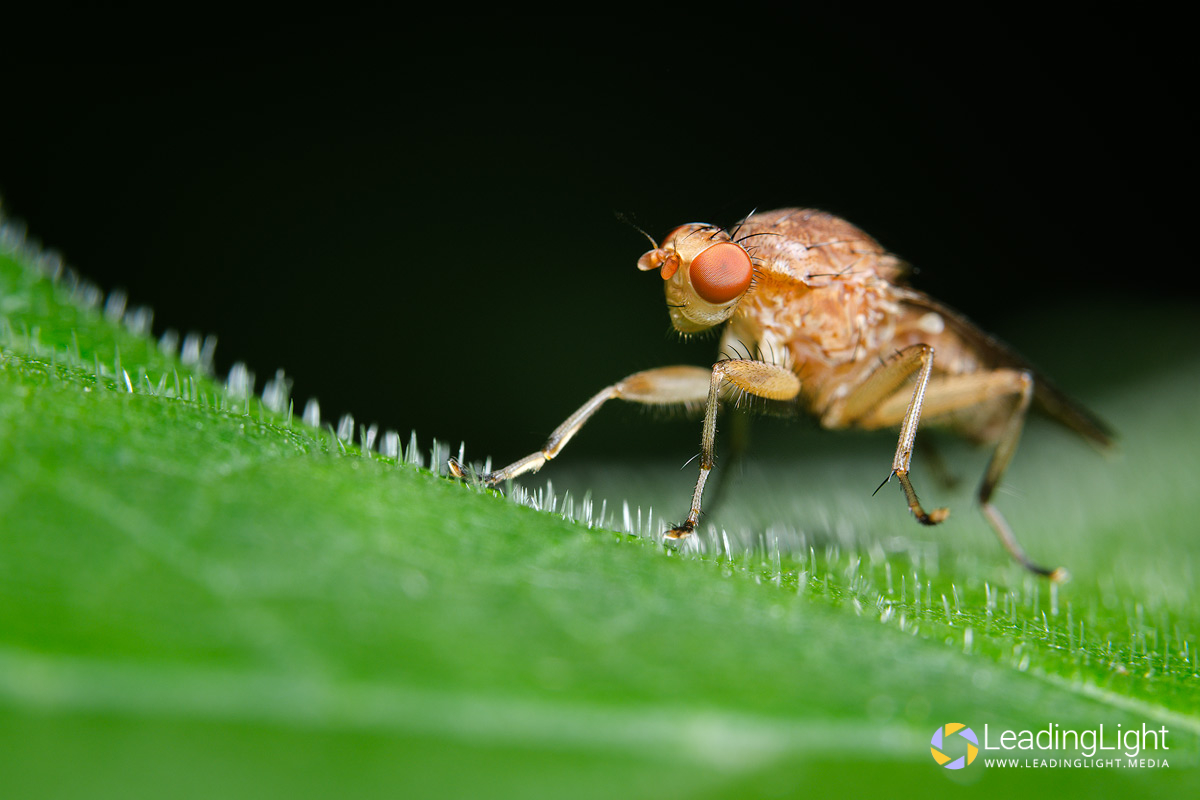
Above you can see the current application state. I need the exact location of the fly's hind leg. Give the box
[974,372,1068,581]
[666,359,801,539]
[844,363,1064,580]
[448,365,712,485]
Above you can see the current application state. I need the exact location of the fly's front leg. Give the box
[665,360,801,539]
[832,344,949,525]
[703,406,751,514]
[448,366,712,486]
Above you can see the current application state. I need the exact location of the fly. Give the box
[449,208,1113,580]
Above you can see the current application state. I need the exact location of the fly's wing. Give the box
[896,289,1115,447]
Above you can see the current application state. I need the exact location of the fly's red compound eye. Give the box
[689,242,753,304]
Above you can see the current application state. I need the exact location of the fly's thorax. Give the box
[733,209,909,288]
[637,223,756,335]
[729,273,901,378]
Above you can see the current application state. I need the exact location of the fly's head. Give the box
[637,223,754,334]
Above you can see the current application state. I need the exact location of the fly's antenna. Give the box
[615,211,660,248]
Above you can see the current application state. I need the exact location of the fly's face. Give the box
[637,223,754,334]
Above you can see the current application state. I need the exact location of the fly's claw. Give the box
[887,468,950,526]
[917,506,951,525]
[1048,567,1071,584]
[447,457,500,488]
[663,521,696,540]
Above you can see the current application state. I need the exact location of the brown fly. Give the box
[449,208,1113,580]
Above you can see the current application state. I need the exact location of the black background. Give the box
[4,13,1195,464]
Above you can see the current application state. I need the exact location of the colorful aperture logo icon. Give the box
[931,723,978,769]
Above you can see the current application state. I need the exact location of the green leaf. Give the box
[1,220,1197,797]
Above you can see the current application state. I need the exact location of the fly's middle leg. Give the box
[828,344,949,525]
